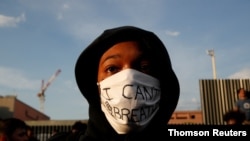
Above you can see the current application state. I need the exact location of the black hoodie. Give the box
[75,26,180,141]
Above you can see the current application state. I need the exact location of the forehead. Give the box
[100,41,151,60]
[100,42,138,63]
[105,41,140,51]
[104,40,151,54]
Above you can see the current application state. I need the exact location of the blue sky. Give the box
[0,0,250,120]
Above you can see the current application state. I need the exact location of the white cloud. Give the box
[57,3,70,20]
[0,13,26,27]
[228,68,250,79]
[57,13,63,20]
[0,67,39,90]
[62,3,70,10]
[165,30,180,37]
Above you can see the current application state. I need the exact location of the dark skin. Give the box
[10,128,28,141]
[97,41,154,84]
[234,88,247,111]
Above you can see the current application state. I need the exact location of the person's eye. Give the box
[140,62,151,73]
[105,65,119,74]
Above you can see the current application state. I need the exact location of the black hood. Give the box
[75,26,179,138]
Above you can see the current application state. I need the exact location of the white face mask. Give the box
[98,69,161,134]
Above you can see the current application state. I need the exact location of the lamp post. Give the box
[206,49,217,79]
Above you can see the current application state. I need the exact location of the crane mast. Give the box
[37,69,61,113]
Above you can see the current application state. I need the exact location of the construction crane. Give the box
[37,69,61,113]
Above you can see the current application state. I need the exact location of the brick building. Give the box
[168,110,203,124]
[0,95,50,120]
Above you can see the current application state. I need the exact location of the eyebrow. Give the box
[101,54,121,64]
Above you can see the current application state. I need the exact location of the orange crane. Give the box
[37,69,61,113]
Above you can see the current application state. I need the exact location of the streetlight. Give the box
[206,49,217,79]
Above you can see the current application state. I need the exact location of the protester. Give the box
[71,121,87,134]
[233,88,250,124]
[223,110,246,125]
[66,121,87,141]
[75,26,180,140]
[0,118,28,141]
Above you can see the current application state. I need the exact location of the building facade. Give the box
[168,110,203,124]
[0,95,50,120]
[199,79,250,125]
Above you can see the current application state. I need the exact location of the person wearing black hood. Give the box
[75,26,180,140]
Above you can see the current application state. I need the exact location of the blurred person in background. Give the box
[66,121,87,141]
[223,110,246,125]
[234,88,250,124]
[0,118,28,141]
